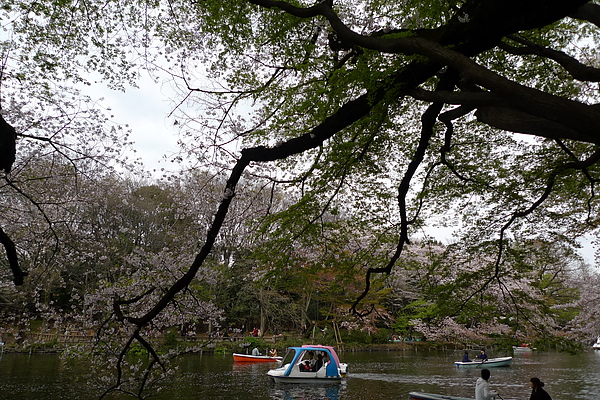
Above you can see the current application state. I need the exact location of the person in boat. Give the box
[462,351,472,362]
[476,349,488,361]
[313,352,324,371]
[299,360,312,372]
[475,369,499,400]
[305,351,316,369]
[529,377,552,400]
[269,348,277,357]
[322,351,330,365]
[251,347,260,356]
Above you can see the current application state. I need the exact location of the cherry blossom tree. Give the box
[4,1,600,397]
[386,238,586,343]
[561,264,600,344]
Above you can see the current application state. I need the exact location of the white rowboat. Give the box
[454,356,512,368]
[409,392,473,400]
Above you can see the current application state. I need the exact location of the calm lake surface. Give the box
[0,348,599,399]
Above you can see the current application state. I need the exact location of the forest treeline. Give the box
[1,162,598,350]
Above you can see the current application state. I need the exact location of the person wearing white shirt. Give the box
[475,369,498,400]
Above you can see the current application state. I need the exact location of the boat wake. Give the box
[349,373,469,386]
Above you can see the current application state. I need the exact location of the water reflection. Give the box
[269,382,344,400]
[233,361,278,374]
[1,350,599,399]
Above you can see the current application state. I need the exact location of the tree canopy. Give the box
[2,0,600,397]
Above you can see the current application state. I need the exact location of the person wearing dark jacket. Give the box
[476,349,488,360]
[314,353,324,371]
[462,351,471,362]
[529,377,552,400]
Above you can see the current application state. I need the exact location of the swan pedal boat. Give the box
[267,344,348,383]
[454,356,512,368]
[233,353,282,362]
[593,336,600,350]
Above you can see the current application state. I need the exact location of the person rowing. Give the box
[476,349,488,361]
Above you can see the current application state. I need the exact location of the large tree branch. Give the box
[350,71,460,316]
[409,86,600,142]
[569,2,600,28]
[409,87,505,107]
[500,35,600,82]
[410,39,600,142]
[121,46,439,326]
[122,0,598,327]
[0,225,27,285]
[0,114,16,173]
[119,69,396,326]
[253,0,600,143]
[474,106,592,141]
[250,0,589,53]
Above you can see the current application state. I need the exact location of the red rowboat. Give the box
[233,353,282,362]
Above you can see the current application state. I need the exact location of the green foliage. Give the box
[342,329,372,345]
[163,330,179,348]
[370,329,393,344]
[242,336,269,351]
[339,328,390,345]
[25,337,59,352]
[128,342,149,356]
[533,336,584,354]
[392,299,439,332]
[212,344,229,354]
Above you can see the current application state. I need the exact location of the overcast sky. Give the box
[86,75,181,175]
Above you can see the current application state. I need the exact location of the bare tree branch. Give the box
[351,71,460,316]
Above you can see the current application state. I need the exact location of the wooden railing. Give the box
[27,332,95,344]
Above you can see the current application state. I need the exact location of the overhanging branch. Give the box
[0,225,27,285]
[569,2,600,28]
[350,71,460,316]
[501,35,600,82]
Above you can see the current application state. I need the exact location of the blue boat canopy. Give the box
[282,346,341,378]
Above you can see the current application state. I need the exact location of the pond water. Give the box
[0,348,599,399]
